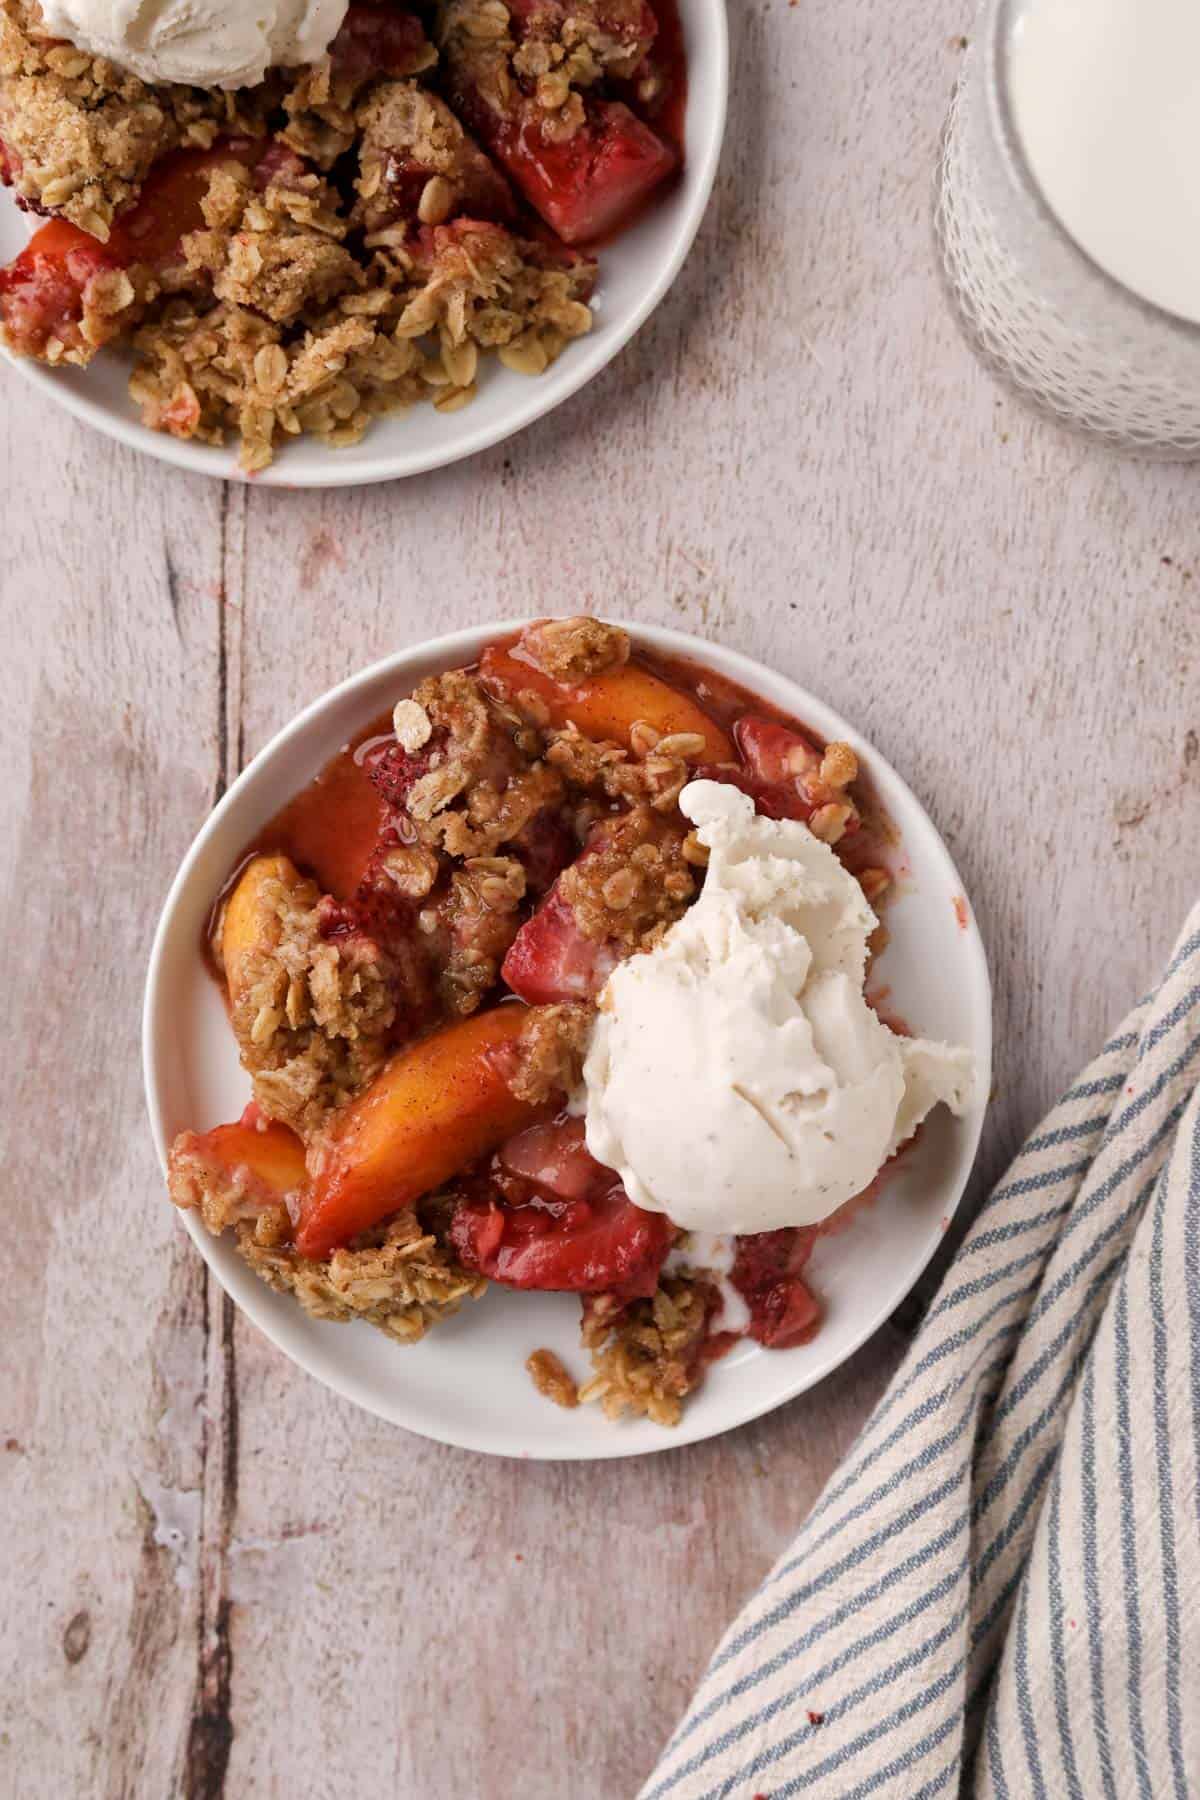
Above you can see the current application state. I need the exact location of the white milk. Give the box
[1009,0,1200,323]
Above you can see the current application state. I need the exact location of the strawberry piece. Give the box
[496,1115,612,1203]
[0,220,126,358]
[755,1274,821,1348]
[439,0,667,241]
[502,882,618,1004]
[492,99,675,245]
[731,1228,823,1349]
[503,801,694,1004]
[363,733,445,811]
[691,763,807,824]
[733,716,822,822]
[451,1124,671,1295]
[513,806,575,895]
[694,716,831,824]
[735,716,822,787]
[329,2,433,84]
[449,1189,671,1296]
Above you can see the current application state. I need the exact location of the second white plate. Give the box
[0,0,727,487]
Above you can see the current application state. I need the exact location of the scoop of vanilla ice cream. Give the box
[37,0,348,89]
[583,781,974,1233]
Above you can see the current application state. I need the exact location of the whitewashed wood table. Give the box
[1,0,1196,1794]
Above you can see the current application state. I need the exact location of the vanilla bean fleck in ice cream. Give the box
[583,782,974,1234]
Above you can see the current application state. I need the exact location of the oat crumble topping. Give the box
[186,158,360,323]
[218,856,397,1134]
[558,804,694,950]
[545,718,704,814]
[526,1346,579,1407]
[353,79,512,233]
[578,1276,714,1426]
[520,614,631,681]
[123,211,594,468]
[439,851,527,1012]
[240,1211,486,1343]
[506,1000,592,1103]
[392,696,433,751]
[437,0,655,146]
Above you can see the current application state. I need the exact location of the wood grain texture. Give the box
[0,0,1197,1795]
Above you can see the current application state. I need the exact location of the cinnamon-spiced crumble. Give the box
[216,852,397,1134]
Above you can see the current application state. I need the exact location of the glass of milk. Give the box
[934,0,1200,456]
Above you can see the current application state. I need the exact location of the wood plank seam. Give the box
[184,483,248,1798]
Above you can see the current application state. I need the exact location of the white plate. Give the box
[0,1,727,487]
[143,621,992,1459]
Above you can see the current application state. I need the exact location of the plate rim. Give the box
[142,617,993,1459]
[0,0,729,489]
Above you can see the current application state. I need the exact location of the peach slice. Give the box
[167,1111,310,1240]
[296,1005,543,1258]
[479,642,733,762]
[190,1115,309,1197]
[217,852,302,1001]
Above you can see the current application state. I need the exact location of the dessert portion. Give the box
[165,617,974,1428]
[0,0,683,467]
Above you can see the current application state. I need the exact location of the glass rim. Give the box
[985,0,1200,340]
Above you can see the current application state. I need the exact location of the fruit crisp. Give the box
[0,0,685,467]
[166,617,900,1430]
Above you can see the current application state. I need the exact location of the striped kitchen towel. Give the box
[642,905,1200,1800]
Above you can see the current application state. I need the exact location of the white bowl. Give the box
[143,620,992,1459]
[0,3,727,487]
